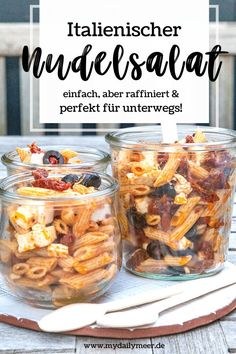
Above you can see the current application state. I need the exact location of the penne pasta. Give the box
[26,266,47,279]
[0,240,18,263]
[73,240,115,261]
[26,257,57,272]
[171,196,201,226]
[120,184,151,196]
[102,263,117,282]
[188,161,209,180]
[170,206,205,242]
[61,208,77,226]
[16,147,30,162]
[146,214,161,226]
[50,268,75,278]
[99,217,115,226]
[60,267,109,289]
[57,256,74,270]
[130,164,147,176]
[144,227,178,250]
[12,263,30,275]
[202,189,231,217]
[136,258,167,273]
[17,187,60,197]
[73,252,115,274]
[72,207,93,237]
[14,249,37,260]
[98,224,115,235]
[14,277,51,292]
[154,154,181,187]
[38,274,58,287]
[72,184,94,194]
[70,232,109,252]
[59,149,78,160]
[87,220,99,231]
[164,255,192,266]
[117,212,129,238]
[47,243,69,258]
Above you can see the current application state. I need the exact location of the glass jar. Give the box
[0,171,121,308]
[1,146,110,175]
[106,125,236,280]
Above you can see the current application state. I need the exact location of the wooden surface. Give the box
[0,136,236,354]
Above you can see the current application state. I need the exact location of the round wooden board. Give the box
[0,299,236,339]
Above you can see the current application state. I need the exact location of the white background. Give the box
[39,0,209,124]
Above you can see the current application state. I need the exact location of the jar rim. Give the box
[105,125,236,152]
[1,145,110,169]
[0,171,118,202]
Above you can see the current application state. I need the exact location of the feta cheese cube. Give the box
[47,244,68,257]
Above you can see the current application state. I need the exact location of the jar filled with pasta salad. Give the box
[1,143,110,175]
[0,169,121,307]
[106,126,236,280]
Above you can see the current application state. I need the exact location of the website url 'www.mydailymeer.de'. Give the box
[84,342,165,350]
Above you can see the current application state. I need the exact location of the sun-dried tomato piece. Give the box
[202,150,231,170]
[157,153,169,168]
[197,217,211,225]
[185,135,194,143]
[32,178,71,191]
[200,170,227,190]
[197,241,214,260]
[177,158,188,177]
[60,232,75,247]
[189,177,219,202]
[187,259,214,273]
[126,249,149,270]
[27,142,44,154]
[32,169,49,180]
[148,195,174,231]
[161,211,171,232]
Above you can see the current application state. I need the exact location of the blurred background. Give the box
[0,0,235,136]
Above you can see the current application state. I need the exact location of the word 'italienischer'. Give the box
[67,22,182,37]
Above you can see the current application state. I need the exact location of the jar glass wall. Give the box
[0,171,121,308]
[106,126,236,280]
[1,146,110,175]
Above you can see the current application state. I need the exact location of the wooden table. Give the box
[0,136,235,354]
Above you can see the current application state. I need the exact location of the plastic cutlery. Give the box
[97,269,236,328]
[38,282,185,332]
[39,267,235,332]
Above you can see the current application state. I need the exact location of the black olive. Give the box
[61,174,79,185]
[126,207,147,229]
[164,184,177,198]
[150,187,164,198]
[150,183,176,198]
[43,150,65,164]
[168,248,196,257]
[165,266,186,275]
[147,241,162,260]
[77,173,101,188]
[185,226,198,241]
